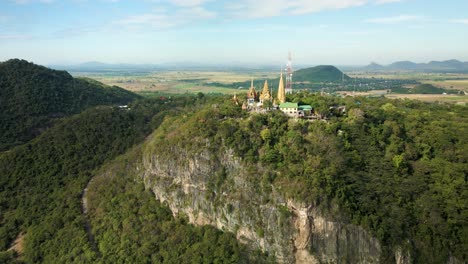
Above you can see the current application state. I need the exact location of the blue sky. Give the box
[0,0,467,65]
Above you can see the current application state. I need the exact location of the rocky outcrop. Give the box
[138,144,381,263]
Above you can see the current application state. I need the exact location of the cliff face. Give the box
[138,142,381,263]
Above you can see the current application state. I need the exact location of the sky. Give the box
[0,0,467,66]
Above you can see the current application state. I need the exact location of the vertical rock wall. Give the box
[138,147,382,263]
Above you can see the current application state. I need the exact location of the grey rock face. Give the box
[139,146,381,263]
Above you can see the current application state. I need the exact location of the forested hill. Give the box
[293,65,350,83]
[0,59,139,151]
[145,94,467,262]
[205,65,350,90]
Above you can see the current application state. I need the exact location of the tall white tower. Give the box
[285,51,293,94]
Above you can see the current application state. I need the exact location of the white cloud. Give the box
[225,0,407,18]
[365,14,422,24]
[11,0,55,4]
[0,34,32,40]
[115,6,216,30]
[169,0,211,7]
[451,19,468,24]
[374,0,403,4]
[289,0,368,15]
[117,14,177,29]
[345,30,382,35]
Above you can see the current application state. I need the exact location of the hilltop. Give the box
[207,65,350,91]
[293,65,350,83]
[0,59,139,150]
[411,83,447,94]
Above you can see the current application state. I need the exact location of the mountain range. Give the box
[361,59,468,72]
[50,59,468,73]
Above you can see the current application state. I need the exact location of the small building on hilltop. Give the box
[299,105,313,117]
[279,102,298,117]
[279,102,314,118]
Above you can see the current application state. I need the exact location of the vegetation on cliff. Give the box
[0,59,466,263]
[0,93,272,263]
[85,148,271,263]
[147,93,467,263]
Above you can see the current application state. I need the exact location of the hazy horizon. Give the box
[1,0,467,66]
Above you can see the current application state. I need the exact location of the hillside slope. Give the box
[136,95,467,263]
[0,59,139,150]
[0,96,272,263]
[411,83,447,94]
[293,65,350,83]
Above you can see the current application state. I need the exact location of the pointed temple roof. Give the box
[260,80,271,101]
[247,78,257,99]
[277,70,286,104]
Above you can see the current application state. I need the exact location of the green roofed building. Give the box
[279,102,298,117]
[279,102,298,116]
[299,105,313,111]
[279,102,313,118]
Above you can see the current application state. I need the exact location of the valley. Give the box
[69,67,468,105]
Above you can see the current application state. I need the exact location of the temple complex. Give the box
[239,68,313,119]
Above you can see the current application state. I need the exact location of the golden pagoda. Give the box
[247,78,257,98]
[259,80,272,103]
[277,69,286,104]
[247,78,257,106]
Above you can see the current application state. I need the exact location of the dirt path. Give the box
[81,178,101,257]
[8,232,25,256]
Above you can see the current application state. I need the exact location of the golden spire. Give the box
[277,68,286,104]
[260,80,271,101]
[247,77,257,99]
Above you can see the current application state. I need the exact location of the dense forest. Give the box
[150,93,467,263]
[0,90,266,263]
[0,103,156,263]
[0,59,138,151]
[85,147,270,263]
[0,60,466,263]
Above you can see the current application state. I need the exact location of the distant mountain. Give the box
[52,62,286,72]
[427,59,465,70]
[361,59,468,72]
[410,83,447,94]
[0,59,139,150]
[387,61,422,70]
[218,65,350,90]
[293,65,351,83]
[363,62,385,71]
[51,61,163,72]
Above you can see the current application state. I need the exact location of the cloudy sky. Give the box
[0,0,467,65]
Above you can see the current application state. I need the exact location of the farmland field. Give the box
[347,72,468,91]
[71,69,467,105]
[385,94,468,104]
[71,70,277,94]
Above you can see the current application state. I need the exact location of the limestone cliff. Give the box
[138,142,381,263]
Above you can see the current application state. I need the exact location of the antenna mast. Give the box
[285,51,293,94]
